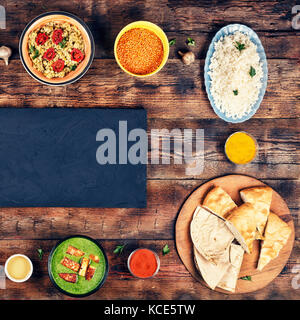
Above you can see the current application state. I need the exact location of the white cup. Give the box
[4,254,33,283]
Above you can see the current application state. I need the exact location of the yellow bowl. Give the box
[114,21,169,77]
[225,131,258,165]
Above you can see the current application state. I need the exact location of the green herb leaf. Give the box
[114,244,126,255]
[187,37,195,46]
[70,64,77,71]
[235,41,246,52]
[37,248,43,260]
[59,37,68,48]
[32,50,39,59]
[239,275,252,281]
[233,89,238,96]
[30,45,39,59]
[249,66,256,77]
[29,45,35,54]
[162,244,170,256]
[169,38,176,46]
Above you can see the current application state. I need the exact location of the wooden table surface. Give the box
[0,0,299,300]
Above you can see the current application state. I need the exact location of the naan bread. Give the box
[225,220,249,253]
[257,212,292,271]
[190,206,234,264]
[193,246,230,290]
[194,243,244,292]
[240,186,273,239]
[203,186,237,219]
[217,243,244,292]
[240,186,273,205]
[227,203,257,253]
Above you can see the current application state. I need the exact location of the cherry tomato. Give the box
[36,33,49,46]
[52,59,65,72]
[52,29,63,45]
[70,48,84,62]
[43,48,56,61]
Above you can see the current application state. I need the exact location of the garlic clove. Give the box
[178,50,195,65]
[0,46,12,66]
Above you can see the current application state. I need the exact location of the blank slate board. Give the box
[0,108,147,208]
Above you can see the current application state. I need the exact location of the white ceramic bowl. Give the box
[4,254,33,283]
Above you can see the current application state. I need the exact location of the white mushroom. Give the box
[0,46,12,65]
[178,50,195,65]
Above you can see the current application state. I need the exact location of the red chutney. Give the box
[129,249,158,278]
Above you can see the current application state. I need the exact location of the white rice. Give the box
[208,31,263,119]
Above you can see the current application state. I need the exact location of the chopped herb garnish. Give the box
[249,66,256,77]
[37,248,43,260]
[59,37,68,48]
[29,45,39,59]
[239,275,252,281]
[187,37,195,46]
[235,41,246,52]
[29,45,35,54]
[70,64,77,71]
[114,244,126,255]
[162,244,170,256]
[169,38,176,46]
[233,89,238,96]
[32,50,39,59]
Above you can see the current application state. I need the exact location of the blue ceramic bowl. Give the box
[204,24,268,123]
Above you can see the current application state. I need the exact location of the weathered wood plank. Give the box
[0,60,299,120]
[3,30,300,61]
[0,239,299,300]
[147,118,300,180]
[2,0,299,46]
[0,179,298,240]
[2,0,300,61]
[167,32,300,60]
[0,0,299,302]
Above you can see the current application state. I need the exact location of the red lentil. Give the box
[116,28,164,75]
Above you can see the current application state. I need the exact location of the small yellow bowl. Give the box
[114,21,169,77]
[225,131,258,165]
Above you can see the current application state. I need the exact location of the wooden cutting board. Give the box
[175,174,295,294]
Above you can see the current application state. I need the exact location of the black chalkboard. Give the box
[0,108,147,207]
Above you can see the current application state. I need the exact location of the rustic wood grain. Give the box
[2,0,299,51]
[0,0,299,301]
[0,60,299,119]
[0,179,298,240]
[148,118,300,179]
[0,239,299,300]
[4,31,300,61]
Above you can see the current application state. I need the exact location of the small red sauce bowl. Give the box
[127,248,160,279]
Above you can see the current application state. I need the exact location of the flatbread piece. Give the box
[193,246,230,290]
[203,186,237,219]
[227,203,256,253]
[257,212,292,271]
[240,186,273,239]
[217,243,244,292]
[190,206,234,265]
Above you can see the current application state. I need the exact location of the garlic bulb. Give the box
[178,50,195,65]
[0,46,12,65]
